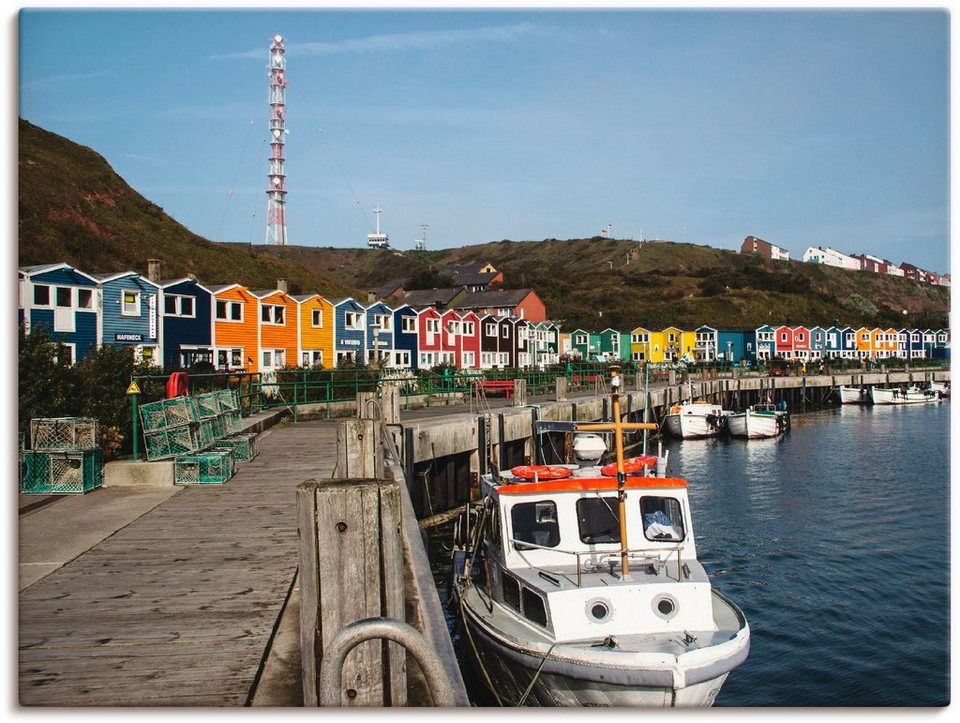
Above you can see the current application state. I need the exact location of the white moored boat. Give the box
[836,385,869,405]
[663,401,729,439]
[928,380,950,397]
[450,368,750,707]
[870,385,942,405]
[727,403,790,439]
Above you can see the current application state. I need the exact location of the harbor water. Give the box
[427,401,950,707]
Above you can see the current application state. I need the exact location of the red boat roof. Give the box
[497,477,688,495]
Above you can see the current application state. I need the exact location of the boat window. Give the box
[502,574,520,611]
[640,497,685,542]
[522,588,548,627]
[576,497,621,544]
[510,501,559,550]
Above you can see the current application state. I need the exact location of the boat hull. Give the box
[664,412,725,439]
[836,386,868,405]
[870,387,941,405]
[727,410,785,439]
[457,587,749,707]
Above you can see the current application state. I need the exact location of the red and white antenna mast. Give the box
[265,34,288,245]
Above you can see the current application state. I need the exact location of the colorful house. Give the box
[453,288,546,322]
[754,325,776,360]
[661,326,693,362]
[870,327,899,359]
[479,314,509,369]
[160,277,214,370]
[416,306,444,369]
[773,325,795,359]
[716,329,753,364]
[597,328,621,362]
[694,325,718,362]
[791,326,811,360]
[525,321,551,368]
[629,327,653,362]
[854,327,873,358]
[512,318,531,368]
[251,288,299,375]
[570,329,593,361]
[806,326,826,360]
[823,327,843,359]
[292,293,334,368]
[89,272,161,365]
[210,284,260,372]
[18,263,99,364]
[933,329,950,359]
[458,311,482,369]
[332,298,367,366]
[618,333,632,363]
[391,304,418,369]
[364,300,395,367]
[439,309,465,368]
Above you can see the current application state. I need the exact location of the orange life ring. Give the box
[510,465,572,481]
[601,456,658,477]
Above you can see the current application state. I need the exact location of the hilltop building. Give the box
[740,235,790,261]
[802,246,861,270]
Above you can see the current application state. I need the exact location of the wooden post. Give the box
[554,376,567,402]
[298,477,405,707]
[513,378,527,406]
[333,418,380,480]
[380,385,401,425]
[357,392,378,419]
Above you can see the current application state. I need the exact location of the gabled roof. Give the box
[439,264,500,287]
[403,287,463,308]
[452,288,534,309]
[19,262,99,284]
[249,288,291,299]
[367,277,408,296]
[89,271,161,289]
[290,293,320,303]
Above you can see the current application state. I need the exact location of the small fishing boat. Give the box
[450,367,750,707]
[927,380,950,398]
[727,403,790,439]
[870,385,942,405]
[836,385,869,405]
[663,401,729,439]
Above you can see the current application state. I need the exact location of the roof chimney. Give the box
[277,278,288,293]
[147,259,161,283]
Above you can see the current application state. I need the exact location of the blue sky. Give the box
[18,7,950,272]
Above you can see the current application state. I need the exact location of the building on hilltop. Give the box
[437,262,504,292]
[802,246,861,270]
[401,287,468,310]
[740,235,790,261]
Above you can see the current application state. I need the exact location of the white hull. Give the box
[457,585,749,707]
[727,409,785,439]
[870,386,941,405]
[664,406,727,439]
[836,386,868,405]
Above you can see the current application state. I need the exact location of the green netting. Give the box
[174,451,234,485]
[144,424,200,460]
[216,389,241,413]
[140,397,199,432]
[193,392,221,420]
[222,411,243,435]
[197,417,227,448]
[30,417,98,451]
[208,446,238,476]
[214,433,259,462]
[21,450,103,494]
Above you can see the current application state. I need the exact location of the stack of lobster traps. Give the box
[21,417,103,495]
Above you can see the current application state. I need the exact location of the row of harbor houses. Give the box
[570,325,950,363]
[18,262,949,373]
[17,262,556,373]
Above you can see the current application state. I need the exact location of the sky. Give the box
[16,5,951,272]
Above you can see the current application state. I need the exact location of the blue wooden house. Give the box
[391,304,418,369]
[694,325,718,362]
[807,326,826,359]
[363,300,396,367]
[160,277,214,370]
[716,329,752,364]
[901,328,925,359]
[331,298,366,366]
[18,263,99,363]
[90,272,162,365]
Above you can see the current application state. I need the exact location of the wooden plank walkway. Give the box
[19,421,337,707]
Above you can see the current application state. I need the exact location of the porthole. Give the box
[652,594,678,620]
[585,597,612,624]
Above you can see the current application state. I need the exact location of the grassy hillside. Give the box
[19,118,948,331]
[17,119,356,297]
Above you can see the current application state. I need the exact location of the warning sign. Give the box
[126,381,141,396]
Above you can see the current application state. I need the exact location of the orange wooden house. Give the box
[293,293,335,368]
[210,284,260,372]
[251,288,299,375]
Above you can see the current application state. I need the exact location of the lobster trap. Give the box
[213,433,259,462]
[216,388,241,413]
[197,416,227,449]
[21,449,103,495]
[139,397,198,433]
[174,450,235,485]
[193,391,222,420]
[144,424,200,461]
[30,417,98,451]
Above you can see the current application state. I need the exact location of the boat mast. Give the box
[574,365,657,579]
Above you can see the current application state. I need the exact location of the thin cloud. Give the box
[22,71,114,91]
[209,22,546,60]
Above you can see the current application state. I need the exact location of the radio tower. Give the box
[265,35,288,245]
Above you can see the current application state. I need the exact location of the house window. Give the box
[121,290,141,316]
[574,334,586,345]
[311,309,323,327]
[425,318,440,333]
[216,300,243,322]
[164,294,195,317]
[502,326,509,338]
[463,321,475,336]
[485,324,497,337]
[374,313,392,331]
[262,350,273,368]
[261,304,285,325]
[53,343,76,365]
[33,284,50,306]
[344,312,363,329]
[393,351,410,367]
[56,287,72,308]
[446,320,460,334]
[77,289,93,309]
[402,316,417,333]
[302,350,323,367]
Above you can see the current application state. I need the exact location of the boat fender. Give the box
[669,404,682,415]
[510,465,572,481]
[600,456,657,477]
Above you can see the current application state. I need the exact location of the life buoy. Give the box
[510,465,572,481]
[669,404,682,415]
[601,456,658,477]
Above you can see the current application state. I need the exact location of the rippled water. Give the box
[427,403,950,707]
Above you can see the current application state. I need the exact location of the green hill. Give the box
[19,118,948,331]
[17,118,356,297]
